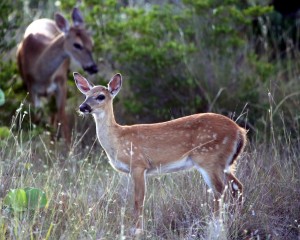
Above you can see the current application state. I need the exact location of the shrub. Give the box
[0,0,300,139]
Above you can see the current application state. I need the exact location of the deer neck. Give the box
[92,104,120,159]
[35,34,69,81]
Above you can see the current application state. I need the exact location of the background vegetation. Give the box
[0,0,299,239]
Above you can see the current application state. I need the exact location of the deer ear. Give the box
[55,13,70,33]
[73,72,93,94]
[108,73,122,98]
[72,7,84,27]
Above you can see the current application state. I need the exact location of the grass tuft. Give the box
[0,104,299,239]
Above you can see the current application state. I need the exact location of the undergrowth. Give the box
[0,99,299,240]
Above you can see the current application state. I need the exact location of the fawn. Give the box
[73,72,247,235]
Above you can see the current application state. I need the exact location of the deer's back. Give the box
[17,19,63,83]
[24,19,61,39]
[114,113,246,168]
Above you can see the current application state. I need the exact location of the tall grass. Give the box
[0,102,299,240]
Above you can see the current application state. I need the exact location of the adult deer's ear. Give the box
[72,7,84,27]
[55,12,70,34]
[73,72,93,94]
[108,73,122,98]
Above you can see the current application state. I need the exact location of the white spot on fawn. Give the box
[123,149,129,156]
[222,137,228,145]
[202,148,208,152]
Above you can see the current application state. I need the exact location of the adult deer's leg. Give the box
[26,75,43,124]
[54,74,70,144]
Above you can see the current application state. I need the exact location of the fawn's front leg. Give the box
[131,167,146,235]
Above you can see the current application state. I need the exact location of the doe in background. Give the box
[17,7,98,143]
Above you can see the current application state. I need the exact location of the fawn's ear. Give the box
[108,73,122,98]
[73,72,93,94]
[55,12,70,34]
[72,7,84,27]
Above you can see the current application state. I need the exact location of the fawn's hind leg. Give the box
[225,172,243,205]
[194,164,226,215]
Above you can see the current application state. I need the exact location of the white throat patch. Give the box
[93,111,105,119]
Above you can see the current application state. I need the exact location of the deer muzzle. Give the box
[83,64,98,74]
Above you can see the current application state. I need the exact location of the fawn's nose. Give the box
[79,103,92,113]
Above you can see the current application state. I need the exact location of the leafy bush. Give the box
[81,1,201,122]
[0,60,25,126]
[0,1,23,52]
[0,0,299,140]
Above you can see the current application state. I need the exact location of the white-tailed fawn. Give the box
[73,72,247,235]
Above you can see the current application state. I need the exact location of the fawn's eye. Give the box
[96,94,105,101]
[73,43,83,50]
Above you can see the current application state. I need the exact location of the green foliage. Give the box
[3,189,27,212]
[71,0,279,127]
[0,126,10,139]
[3,187,47,212]
[24,187,48,210]
[0,1,23,53]
[0,0,299,138]
[0,1,25,127]
[83,1,203,121]
[0,60,26,126]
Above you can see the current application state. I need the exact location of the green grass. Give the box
[0,106,299,240]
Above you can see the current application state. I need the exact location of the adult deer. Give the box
[73,72,247,235]
[17,7,98,143]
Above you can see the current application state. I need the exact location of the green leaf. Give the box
[0,88,4,106]
[3,189,27,212]
[3,188,47,212]
[24,187,47,210]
